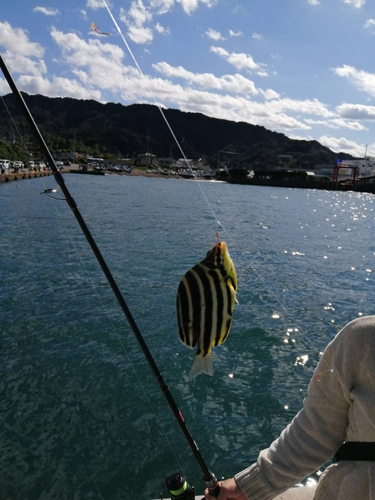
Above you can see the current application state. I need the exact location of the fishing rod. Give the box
[0,53,220,499]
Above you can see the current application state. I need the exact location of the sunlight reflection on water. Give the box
[1,178,375,498]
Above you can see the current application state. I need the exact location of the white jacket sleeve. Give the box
[235,343,351,500]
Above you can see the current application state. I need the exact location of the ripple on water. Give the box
[1,178,375,497]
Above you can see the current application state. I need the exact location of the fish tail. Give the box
[188,352,214,380]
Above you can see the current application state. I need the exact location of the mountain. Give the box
[0,93,355,168]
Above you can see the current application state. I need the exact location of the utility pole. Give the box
[73,131,76,164]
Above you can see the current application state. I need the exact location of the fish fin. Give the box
[228,281,239,304]
[188,353,214,380]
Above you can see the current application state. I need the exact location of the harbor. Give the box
[4,162,375,195]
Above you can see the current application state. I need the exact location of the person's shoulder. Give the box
[333,315,375,347]
[340,315,375,333]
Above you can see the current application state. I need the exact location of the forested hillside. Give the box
[0,93,354,167]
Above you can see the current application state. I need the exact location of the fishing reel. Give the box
[160,473,195,500]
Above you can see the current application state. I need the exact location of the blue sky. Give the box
[1,0,375,157]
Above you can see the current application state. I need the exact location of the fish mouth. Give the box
[215,241,227,254]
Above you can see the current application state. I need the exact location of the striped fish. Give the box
[177,238,237,380]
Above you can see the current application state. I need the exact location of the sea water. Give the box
[1,174,375,499]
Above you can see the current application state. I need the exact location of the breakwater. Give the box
[0,171,53,183]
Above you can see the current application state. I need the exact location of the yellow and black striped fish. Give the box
[177,237,237,380]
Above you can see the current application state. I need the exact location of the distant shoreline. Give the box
[69,166,213,181]
[3,167,375,194]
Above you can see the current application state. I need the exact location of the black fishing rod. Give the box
[0,53,220,499]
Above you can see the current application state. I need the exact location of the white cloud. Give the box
[120,0,154,44]
[0,21,44,57]
[0,78,11,95]
[150,0,174,14]
[308,0,320,5]
[210,46,267,75]
[329,118,366,130]
[153,62,283,101]
[3,51,47,76]
[252,33,263,40]
[267,97,334,117]
[155,22,170,35]
[150,0,216,15]
[17,75,102,100]
[51,27,134,90]
[287,133,314,141]
[119,8,127,23]
[261,88,280,100]
[86,0,105,10]
[206,28,225,41]
[33,6,60,16]
[176,0,217,15]
[119,77,311,131]
[364,19,375,31]
[319,135,367,157]
[129,0,153,27]
[128,26,154,43]
[153,61,259,94]
[304,117,367,130]
[336,103,375,120]
[229,30,242,37]
[333,64,375,97]
[343,0,366,7]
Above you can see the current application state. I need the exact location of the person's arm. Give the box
[233,342,351,500]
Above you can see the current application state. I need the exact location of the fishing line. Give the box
[100,0,324,352]
[100,3,329,356]
[100,0,375,443]
[101,0,318,364]
[0,95,186,476]
[102,0,220,229]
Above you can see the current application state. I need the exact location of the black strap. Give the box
[334,442,375,462]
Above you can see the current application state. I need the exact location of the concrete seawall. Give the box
[0,171,54,183]
[227,177,375,193]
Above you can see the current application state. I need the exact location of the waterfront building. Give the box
[157,157,175,168]
[138,152,157,166]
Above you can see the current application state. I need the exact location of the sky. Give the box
[1,0,375,158]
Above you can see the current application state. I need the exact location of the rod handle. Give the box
[199,483,221,500]
[208,482,220,497]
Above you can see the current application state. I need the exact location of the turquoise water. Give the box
[1,174,375,499]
